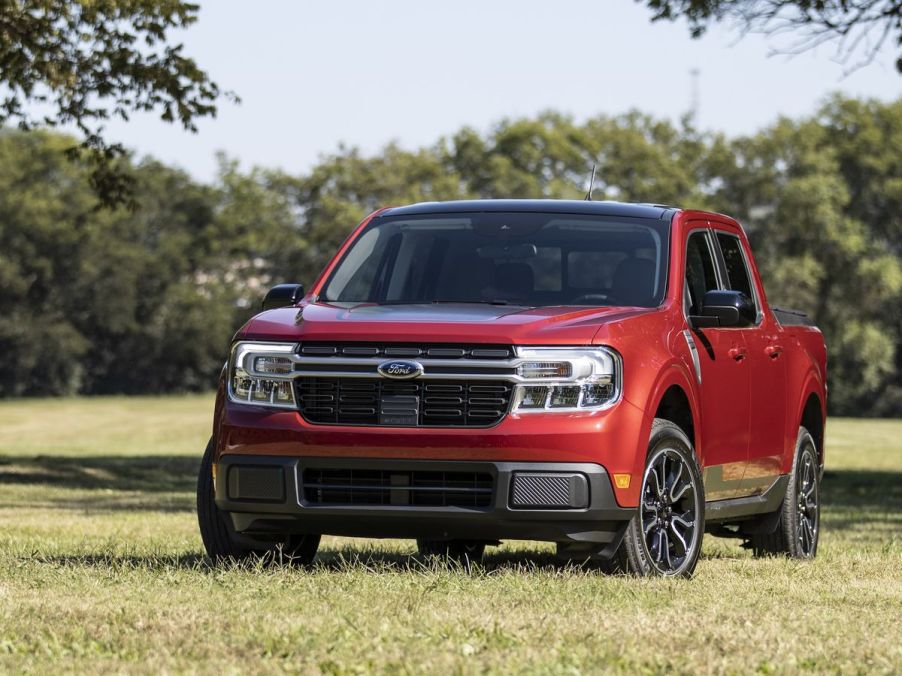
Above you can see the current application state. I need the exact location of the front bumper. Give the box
[216,456,633,546]
[216,394,652,508]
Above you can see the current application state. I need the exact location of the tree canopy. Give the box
[0,0,227,205]
[640,0,902,72]
[1,95,900,415]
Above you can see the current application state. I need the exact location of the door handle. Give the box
[728,346,747,362]
[765,344,784,359]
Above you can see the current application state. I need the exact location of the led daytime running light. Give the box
[229,342,298,409]
[512,347,620,413]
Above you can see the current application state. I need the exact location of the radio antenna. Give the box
[584,163,597,201]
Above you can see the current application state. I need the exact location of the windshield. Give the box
[321,211,670,307]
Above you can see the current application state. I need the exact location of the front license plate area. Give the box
[380,394,420,426]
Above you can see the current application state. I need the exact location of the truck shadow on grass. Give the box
[0,454,199,512]
[2,455,899,540]
[31,466,902,574]
[37,549,567,574]
[0,454,200,492]
[820,469,902,535]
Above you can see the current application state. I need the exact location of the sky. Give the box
[101,0,901,183]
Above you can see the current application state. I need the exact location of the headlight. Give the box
[512,347,620,413]
[228,341,298,408]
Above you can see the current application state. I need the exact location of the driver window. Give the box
[685,231,718,315]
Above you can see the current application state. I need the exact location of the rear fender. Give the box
[784,331,827,473]
[789,373,827,473]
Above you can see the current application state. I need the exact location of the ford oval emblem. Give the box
[377,360,424,380]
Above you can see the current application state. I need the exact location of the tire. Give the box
[612,419,705,578]
[416,538,486,564]
[196,438,320,565]
[749,427,820,559]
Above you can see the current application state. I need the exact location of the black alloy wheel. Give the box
[749,427,820,559]
[613,419,705,577]
[795,444,819,556]
[640,446,702,574]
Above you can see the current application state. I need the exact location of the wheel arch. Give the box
[799,390,825,468]
[644,364,701,457]
[654,384,696,450]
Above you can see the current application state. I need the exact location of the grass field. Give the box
[0,396,900,673]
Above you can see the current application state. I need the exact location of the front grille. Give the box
[299,343,513,360]
[302,468,494,508]
[296,378,513,427]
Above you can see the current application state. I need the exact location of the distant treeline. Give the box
[1,95,900,416]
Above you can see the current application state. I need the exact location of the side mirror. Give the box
[262,283,304,311]
[690,290,756,329]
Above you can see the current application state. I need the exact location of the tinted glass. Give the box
[568,250,627,289]
[716,233,755,301]
[685,231,718,315]
[322,212,670,307]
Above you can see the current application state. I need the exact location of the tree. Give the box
[2,97,901,416]
[0,0,229,205]
[703,95,902,414]
[639,0,902,73]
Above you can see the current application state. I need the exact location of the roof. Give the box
[380,199,679,221]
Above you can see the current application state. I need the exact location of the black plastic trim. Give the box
[380,199,674,220]
[226,464,286,503]
[704,475,790,523]
[262,283,304,311]
[773,307,815,327]
[295,378,514,428]
[215,456,632,545]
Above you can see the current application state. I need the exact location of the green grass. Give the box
[0,396,900,673]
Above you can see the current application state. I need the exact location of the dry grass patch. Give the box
[0,399,899,673]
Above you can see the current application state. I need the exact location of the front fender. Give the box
[615,358,700,506]
[211,362,228,462]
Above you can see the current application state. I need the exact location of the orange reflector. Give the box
[613,474,631,489]
[212,462,218,489]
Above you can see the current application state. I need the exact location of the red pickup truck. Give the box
[197,200,827,577]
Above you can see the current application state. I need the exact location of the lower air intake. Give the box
[302,468,494,509]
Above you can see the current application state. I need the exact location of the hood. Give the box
[238,301,657,346]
